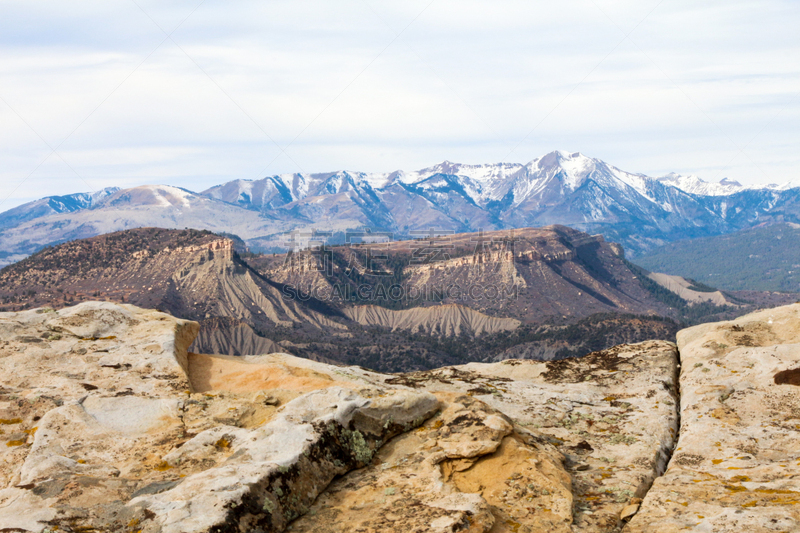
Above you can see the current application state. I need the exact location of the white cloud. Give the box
[0,0,798,209]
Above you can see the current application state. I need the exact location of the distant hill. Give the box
[634,223,800,292]
[3,225,797,371]
[0,227,348,356]
[0,187,118,230]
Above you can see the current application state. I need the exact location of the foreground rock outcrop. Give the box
[2,301,800,532]
[374,341,680,532]
[288,393,574,533]
[627,304,800,532]
[0,303,437,532]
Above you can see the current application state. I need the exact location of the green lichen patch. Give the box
[341,428,373,465]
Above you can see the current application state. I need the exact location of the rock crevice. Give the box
[626,304,800,532]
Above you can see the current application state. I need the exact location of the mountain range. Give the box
[2,150,799,267]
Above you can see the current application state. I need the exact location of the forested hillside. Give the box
[635,223,800,292]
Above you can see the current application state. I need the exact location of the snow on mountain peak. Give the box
[657,173,745,196]
[86,151,798,222]
[104,185,196,209]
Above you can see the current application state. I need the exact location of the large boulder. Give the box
[288,393,573,533]
[366,340,681,532]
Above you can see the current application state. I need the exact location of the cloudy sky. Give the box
[1,0,798,210]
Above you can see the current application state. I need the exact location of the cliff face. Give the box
[0,228,343,332]
[3,301,799,532]
[256,225,673,323]
[0,226,694,371]
[0,228,351,359]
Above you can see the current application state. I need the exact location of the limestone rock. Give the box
[627,304,800,532]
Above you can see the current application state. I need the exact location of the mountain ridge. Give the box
[0,226,697,369]
[3,225,796,370]
[3,151,800,266]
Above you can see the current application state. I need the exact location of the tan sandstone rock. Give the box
[22,300,800,533]
[0,302,439,532]
[626,304,800,532]
[287,393,573,533]
[370,340,681,532]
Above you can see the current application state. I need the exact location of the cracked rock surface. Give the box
[288,392,574,533]
[5,301,800,533]
[0,303,438,532]
[377,340,680,532]
[627,304,800,532]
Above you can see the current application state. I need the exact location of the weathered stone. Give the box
[626,304,800,532]
[377,340,680,532]
[619,500,641,521]
[0,303,197,489]
[288,393,573,533]
[131,386,439,533]
[0,302,438,532]
[16,301,800,533]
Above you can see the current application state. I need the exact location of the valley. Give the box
[636,222,800,292]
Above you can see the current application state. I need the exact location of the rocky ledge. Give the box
[1,301,799,532]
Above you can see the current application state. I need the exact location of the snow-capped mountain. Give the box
[657,173,745,197]
[2,151,799,266]
[196,151,729,236]
[0,187,119,230]
[657,172,800,196]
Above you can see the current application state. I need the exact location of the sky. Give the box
[0,0,798,210]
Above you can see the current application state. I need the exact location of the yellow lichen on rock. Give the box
[5,300,800,533]
[626,304,800,533]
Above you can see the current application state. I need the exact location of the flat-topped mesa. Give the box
[256,225,662,328]
[0,228,344,338]
[627,304,800,532]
